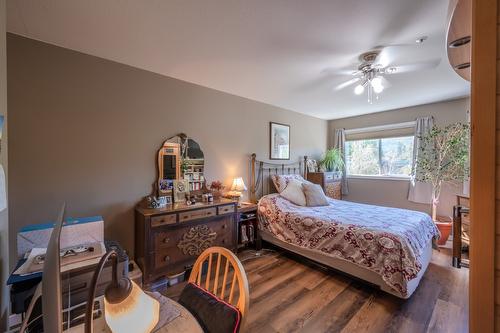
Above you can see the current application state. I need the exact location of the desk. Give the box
[156,299,203,333]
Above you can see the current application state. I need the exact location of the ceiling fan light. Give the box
[373,84,384,94]
[371,77,382,87]
[354,84,364,95]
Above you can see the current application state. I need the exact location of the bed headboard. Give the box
[249,153,308,203]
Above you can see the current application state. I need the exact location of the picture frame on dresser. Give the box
[270,122,290,160]
[173,179,189,203]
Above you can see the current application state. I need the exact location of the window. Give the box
[345,136,414,178]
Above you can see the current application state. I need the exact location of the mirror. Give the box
[157,133,206,198]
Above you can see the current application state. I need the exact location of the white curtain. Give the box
[408,116,434,203]
[335,129,349,195]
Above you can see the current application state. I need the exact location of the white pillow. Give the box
[271,174,306,193]
[280,179,306,206]
[303,182,329,207]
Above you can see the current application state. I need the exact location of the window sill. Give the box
[347,175,411,181]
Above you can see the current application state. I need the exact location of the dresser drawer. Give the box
[179,207,216,222]
[155,231,174,249]
[218,204,235,215]
[152,217,235,273]
[151,214,176,227]
[155,250,173,270]
[324,173,336,182]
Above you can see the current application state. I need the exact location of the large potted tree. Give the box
[415,122,469,244]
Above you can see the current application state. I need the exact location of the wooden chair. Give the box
[188,247,250,330]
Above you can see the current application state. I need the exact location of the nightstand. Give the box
[307,172,342,199]
[237,202,261,251]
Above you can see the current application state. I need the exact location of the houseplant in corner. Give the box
[320,148,345,178]
[415,122,469,245]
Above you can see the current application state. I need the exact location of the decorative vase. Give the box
[211,190,222,200]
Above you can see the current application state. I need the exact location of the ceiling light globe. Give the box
[371,77,382,87]
[354,84,364,95]
[373,84,384,94]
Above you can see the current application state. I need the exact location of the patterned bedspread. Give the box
[258,194,440,297]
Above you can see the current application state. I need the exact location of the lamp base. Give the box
[224,191,242,202]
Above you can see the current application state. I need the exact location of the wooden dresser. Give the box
[307,172,342,200]
[135,199,238,288]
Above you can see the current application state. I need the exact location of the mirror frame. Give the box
[157,141,181,196]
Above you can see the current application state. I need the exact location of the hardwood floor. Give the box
[164,244,468,333]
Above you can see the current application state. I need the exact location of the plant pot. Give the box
[435,221,452,246]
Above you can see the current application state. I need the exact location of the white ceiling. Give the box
[7,0,470,120]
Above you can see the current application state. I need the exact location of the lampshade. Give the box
[104,280,159,333]
[230,177,247,192]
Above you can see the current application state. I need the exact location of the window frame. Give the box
[345,135,414,180]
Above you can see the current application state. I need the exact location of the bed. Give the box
[249,154,439,299]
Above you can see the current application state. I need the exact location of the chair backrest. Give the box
[188,247,250,328]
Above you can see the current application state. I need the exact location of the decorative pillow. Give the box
[302,182,329,207]
[178,282,241,333]
[280,179,307,206]
[271,174,306,193]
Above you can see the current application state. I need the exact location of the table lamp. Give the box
[85,250,159,333]
[227,177,247,203]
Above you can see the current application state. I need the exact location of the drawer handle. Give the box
[221,239,226,244]
[164,256,170,262]
[163,238,170,244]
[222,224,227,229]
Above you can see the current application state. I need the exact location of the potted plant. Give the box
[415,122,469,245]
[320,148,345,178]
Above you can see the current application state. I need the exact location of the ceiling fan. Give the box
[334,47,441,104]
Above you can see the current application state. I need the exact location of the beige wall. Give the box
[329,98,469,216]
[0,1,7,330]
[7,34,327,262]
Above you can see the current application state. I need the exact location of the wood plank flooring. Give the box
[163,245,468,333]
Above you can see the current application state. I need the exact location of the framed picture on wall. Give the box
[270,122,290,160]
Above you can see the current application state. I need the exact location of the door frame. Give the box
[470,0,497,331]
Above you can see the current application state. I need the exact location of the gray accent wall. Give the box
[328,98,469,216]
[7,34,327,263]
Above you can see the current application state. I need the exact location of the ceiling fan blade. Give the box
[321,66,359,76]
[334,77,360,91]
[385,58,441,74]
[372,46,400,68]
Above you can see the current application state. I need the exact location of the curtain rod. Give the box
[344,121,416,135]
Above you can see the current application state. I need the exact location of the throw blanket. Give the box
[258,194,439,297]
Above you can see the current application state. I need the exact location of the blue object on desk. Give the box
[6,259,41,285]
